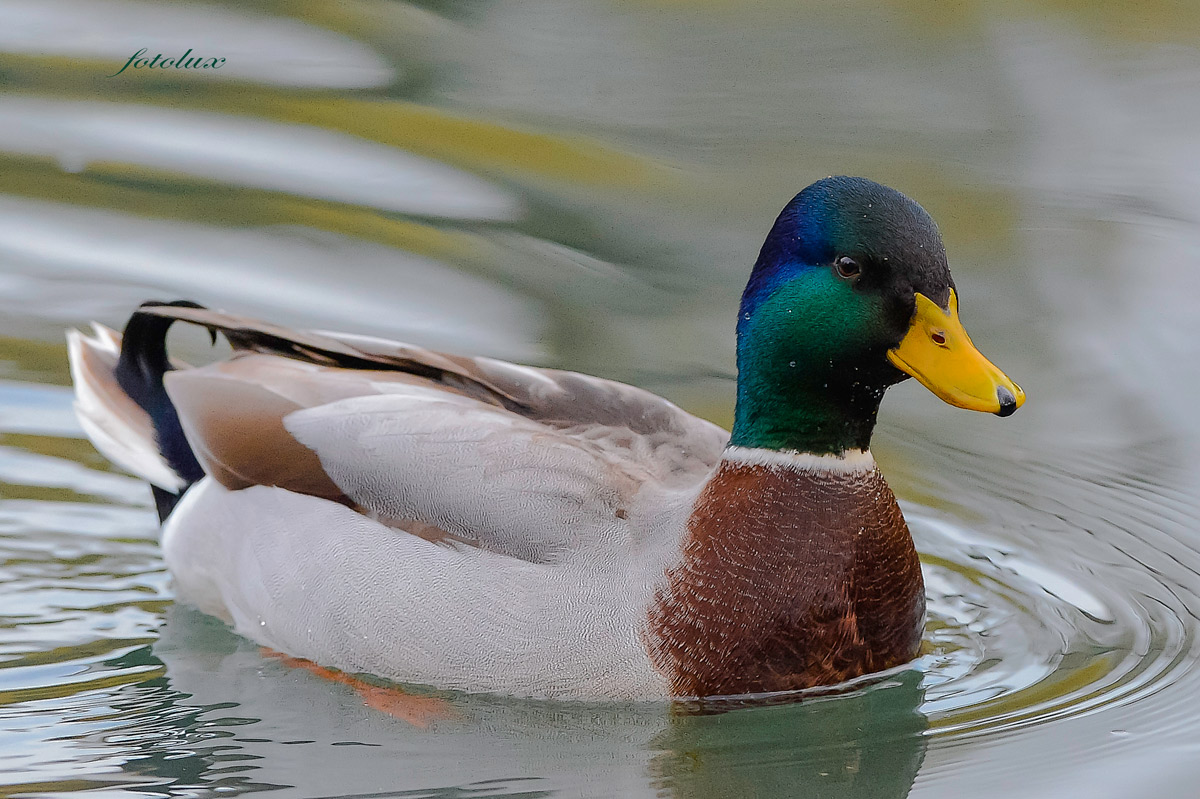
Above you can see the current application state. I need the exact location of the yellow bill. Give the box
[887,289,1025,416]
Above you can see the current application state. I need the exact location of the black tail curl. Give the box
[114,300,214,521]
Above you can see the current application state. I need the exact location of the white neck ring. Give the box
[722,445,876,473]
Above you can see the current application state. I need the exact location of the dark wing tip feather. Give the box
[115,300,212,518]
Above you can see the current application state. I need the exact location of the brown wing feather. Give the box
[163,352,490,497]
[137,304,529,413]
[165,366,345,497]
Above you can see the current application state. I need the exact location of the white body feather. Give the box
[68,322,728,699]
[162,478,697,699]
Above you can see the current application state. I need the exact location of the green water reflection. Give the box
[654,673,927,799]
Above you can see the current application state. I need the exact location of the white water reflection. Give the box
[0,195,543,358]
[0,381,80,437]
[0,98,522,221]
[0,0,395,89]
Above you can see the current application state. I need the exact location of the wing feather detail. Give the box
[105,304,727,559]
[283,392,633,563]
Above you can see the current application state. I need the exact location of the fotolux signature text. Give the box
[110,48,225,77]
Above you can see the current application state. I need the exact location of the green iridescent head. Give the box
[731,177,1024,455]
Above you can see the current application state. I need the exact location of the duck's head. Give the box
[732,176,1024,455]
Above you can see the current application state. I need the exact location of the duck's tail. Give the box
[67,301,210,521]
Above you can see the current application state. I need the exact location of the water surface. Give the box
[3,1,1200,797]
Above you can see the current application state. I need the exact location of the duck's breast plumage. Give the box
[646,451,925,698]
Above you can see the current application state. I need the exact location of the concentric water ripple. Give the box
[869,414,1200,759]
[912,508,1194,739]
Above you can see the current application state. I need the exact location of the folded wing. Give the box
[131,306,727,562]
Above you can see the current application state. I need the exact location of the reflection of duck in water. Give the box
[145,606,926,799]
[68,177,1023,699]
[654,671,927,799]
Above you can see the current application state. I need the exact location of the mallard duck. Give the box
[67,176,1023,700]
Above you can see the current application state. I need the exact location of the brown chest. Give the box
[644,458,925,698]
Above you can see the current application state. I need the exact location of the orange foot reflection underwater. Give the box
[261,648,457,727]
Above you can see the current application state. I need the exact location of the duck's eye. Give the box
[834,256,861,280]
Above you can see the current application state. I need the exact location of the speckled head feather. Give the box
[732,177,958,454]
[740,176,953,326]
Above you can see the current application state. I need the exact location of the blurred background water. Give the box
[3,1,1200,797]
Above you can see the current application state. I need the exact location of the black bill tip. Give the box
[995,386,1018,417]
